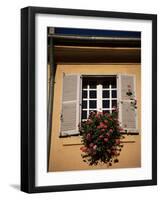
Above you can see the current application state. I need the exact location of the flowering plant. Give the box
[79,109,124,166]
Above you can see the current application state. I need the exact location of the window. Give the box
[60,73,137,136]
[81,76,117,120]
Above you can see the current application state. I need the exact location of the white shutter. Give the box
[60,74,80,136]
[118,74,138,132]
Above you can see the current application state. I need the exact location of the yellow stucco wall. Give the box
[48,64,141,172]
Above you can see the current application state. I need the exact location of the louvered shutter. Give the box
[118,74,138,132]
[60,74,80,136]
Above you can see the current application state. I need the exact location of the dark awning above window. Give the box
[48,27,141,63]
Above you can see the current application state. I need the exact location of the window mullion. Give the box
[87,84,89,117]
[109,84,112,113]
[97,84,102,112]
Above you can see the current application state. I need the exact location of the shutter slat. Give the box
[121,102,136,129]
[62,75,78,101]
[61,103,77,132]
[60,74,80,136]
[119,74,137,132]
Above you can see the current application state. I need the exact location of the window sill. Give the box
[61,135,82,146]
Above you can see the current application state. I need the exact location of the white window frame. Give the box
[81,75,117,121]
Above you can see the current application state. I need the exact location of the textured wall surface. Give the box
[48,64,141,172]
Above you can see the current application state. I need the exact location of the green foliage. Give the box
[79,109,124,166]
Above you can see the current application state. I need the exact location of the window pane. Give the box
[82,90,87,98]
[112,90,117,98]
[90,91,96,98]
[112,100,117,108]
[82,84,87,89]
[102,81,108,88]
[103,90,109,98]
[82,77,97,89]
[103,100,110,108]
[89,85,96,89]
[82,111,87,119]
[111,83,116,88]
[102,77,116,88]
[110,78,116,88]
[89,80,96,88]
[89,100,96,108]
[82,101,87,108]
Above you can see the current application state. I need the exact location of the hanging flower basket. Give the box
[79,109,124,166]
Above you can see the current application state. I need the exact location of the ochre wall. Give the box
[48,64,141,172]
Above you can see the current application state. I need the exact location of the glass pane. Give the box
[110,78,116,88]
[82,111,87,119]
[82,90,87,98]
[89,81,96,88]
[102,77,116,88]
[103,90,109,98]
[89,100,96,108]
[112,100,117,108]
[82,101,87,108]
[112,90,117,98]
[103,100,110,108]
[82,84,87,89]
[90,91,96,98]
[111,83,116,88]
[102,81,109,88]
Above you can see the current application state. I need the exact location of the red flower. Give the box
[111,150,117,155]
[109,129,113,133]
[100,122,105,127]
[86,133,91,141]
[104,138,109,142]
[115,139,120,145]
[79,111,123,166]
[80,146,87,152]
[103,125,107,129]
[96,112,102,119]
[106,133,110,138]
[89,143,94,148]
[99,135,104,139]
